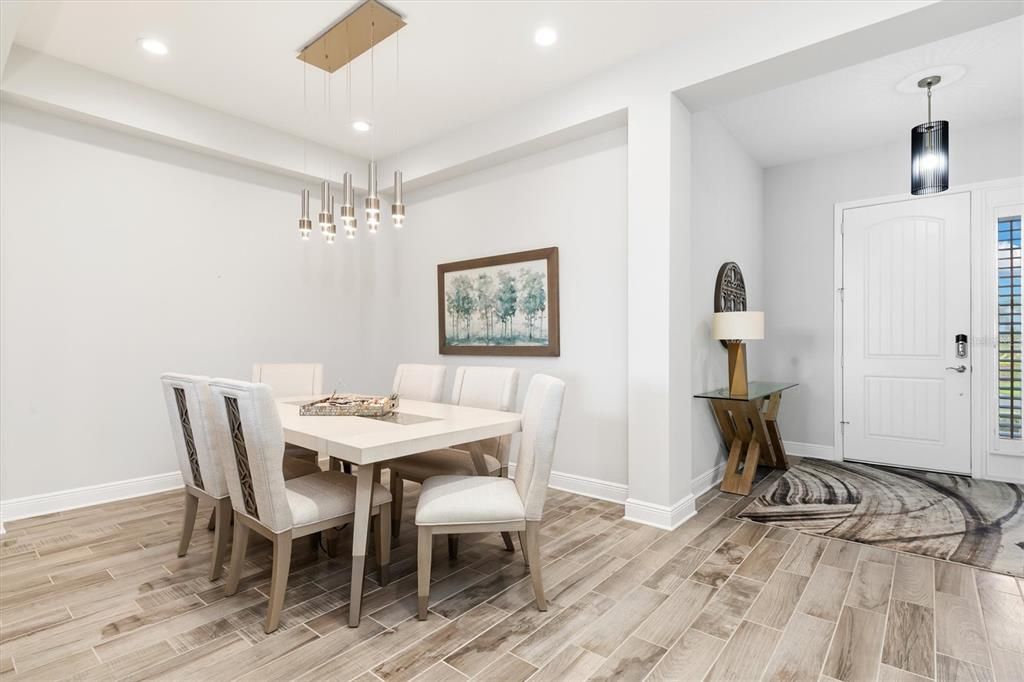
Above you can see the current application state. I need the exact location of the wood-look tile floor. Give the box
[2,472,1023,682]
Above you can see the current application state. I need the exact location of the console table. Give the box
[694,382,797,496]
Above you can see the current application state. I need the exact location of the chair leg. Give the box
[207,509,217,531]
[390,472,404,539]
[447,535,459,559]
[308,532,321,555]
[209,498,232,581]
[265,530,293,634]
[375,504,391,586]
[417,526,433,620]
[525,521,546,611]
[501,532,516,552]
[225,522,250,596]
[518,531,529,566]
[177,491,199,558]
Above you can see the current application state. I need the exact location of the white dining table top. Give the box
[277,396,522,465]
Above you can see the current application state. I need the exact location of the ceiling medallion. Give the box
[296,0,407,243]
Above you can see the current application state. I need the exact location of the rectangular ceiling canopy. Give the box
[297,0,405,74]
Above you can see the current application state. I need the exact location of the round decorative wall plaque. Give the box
[714,262,747,348]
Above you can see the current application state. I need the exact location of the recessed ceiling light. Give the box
[534,26,557,47]
[137,37,168,56]
[352,120,372,133]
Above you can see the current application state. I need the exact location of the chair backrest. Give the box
[451,366,519,411]
[161,373,228,498]
[513,374,566,521]
[208,378,293,532]
[392,364,447,402]
[452,366,519,464]
[252,363,323,398]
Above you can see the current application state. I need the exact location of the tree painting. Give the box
[442,259,549,346]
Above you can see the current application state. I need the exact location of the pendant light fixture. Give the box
[391,31,405,229]
[392,170,405,228]
[298,189,312,239]
[365,7,381,233]
[293,0,408,244]
[341,172,356,238]
[317,180,334,231]
[911,75,949,195]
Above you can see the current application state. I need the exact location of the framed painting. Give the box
[438,247,560,356]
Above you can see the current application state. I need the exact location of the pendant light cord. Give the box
[396,29,400,171]
[927,83,933,124]
[370,4,376,163]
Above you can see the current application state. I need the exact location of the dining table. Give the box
[276,396,523,626]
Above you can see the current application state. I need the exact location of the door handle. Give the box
[945,365,967,373]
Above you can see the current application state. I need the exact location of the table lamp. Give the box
[712,311,764,397]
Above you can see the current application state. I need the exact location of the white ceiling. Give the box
[709,16,1023,168]
[13,0,766,159]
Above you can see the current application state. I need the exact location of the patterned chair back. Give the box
[513,374,566,521]
[160,373,228,498]
[392,364,447,402]
[208,378,293,532]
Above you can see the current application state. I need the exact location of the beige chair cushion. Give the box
[285,471,391,527]
[416,475,525,527]
[391,449,500,481]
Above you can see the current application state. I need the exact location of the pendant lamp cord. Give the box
[927,83,933,124]
[374,4,378,161]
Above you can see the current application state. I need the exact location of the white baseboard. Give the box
[508,463,628,504]
[0,471,184,523]
[624,494,696,530]
[691,462,728,497]
[784,440,837,461]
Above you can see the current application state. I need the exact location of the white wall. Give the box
[689,112,765,484]
[350,129,629,487]
[0,104,361,500]
[763,116,1024,448]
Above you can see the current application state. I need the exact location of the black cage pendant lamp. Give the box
[910,75,949,195]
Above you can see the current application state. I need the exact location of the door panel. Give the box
[843,193,971,473]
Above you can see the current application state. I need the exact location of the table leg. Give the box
[764,392,790,470]
[348,462,377,627]
[716,399,764,496]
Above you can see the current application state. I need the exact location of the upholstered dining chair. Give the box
[208,378,392,633]
[161,373,233,581]
[388,366,519,554]
[392,363,447,402]
[253,363,326,471]
[414,374,565,620]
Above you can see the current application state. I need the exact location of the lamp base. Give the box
[727,342,749,397]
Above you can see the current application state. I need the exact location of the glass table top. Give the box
[693,381,798,401]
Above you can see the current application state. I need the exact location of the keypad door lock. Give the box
[955,333,968,359]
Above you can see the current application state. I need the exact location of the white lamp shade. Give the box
[712,311,764,341]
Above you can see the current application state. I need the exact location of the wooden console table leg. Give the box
[720,436,746,495]
[764,392,790,470]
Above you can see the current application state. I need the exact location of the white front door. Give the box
[842,192,971,473]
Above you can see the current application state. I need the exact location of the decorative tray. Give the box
[299,393,398,417]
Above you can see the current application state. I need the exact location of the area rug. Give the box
[736,459,1024,578]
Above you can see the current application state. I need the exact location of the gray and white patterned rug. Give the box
[737,459,1024,578]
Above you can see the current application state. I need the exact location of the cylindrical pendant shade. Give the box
[712,311,764,341]
[911,120,949,195]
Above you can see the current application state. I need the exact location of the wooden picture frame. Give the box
[438,247,560,356]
